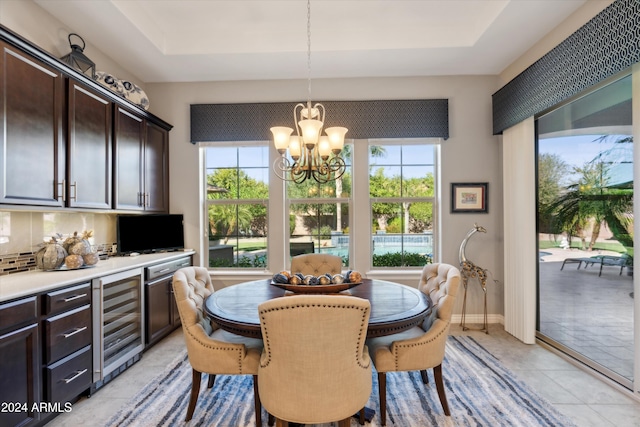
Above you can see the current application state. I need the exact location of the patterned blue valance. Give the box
[492,0,640,135]
[190,99,448,143]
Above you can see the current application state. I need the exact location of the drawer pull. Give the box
[62,293,87,302]
[63,369,88,384]
[178,262,190,267]
[62,326,87,338]
[156,268,171,274]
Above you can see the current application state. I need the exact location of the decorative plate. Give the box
[121,80,150,110]
[95,71,125,95]
[270,281,361,294]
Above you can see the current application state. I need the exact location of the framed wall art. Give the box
[451,183,488,213]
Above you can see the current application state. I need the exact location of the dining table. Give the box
[204,278,432,339]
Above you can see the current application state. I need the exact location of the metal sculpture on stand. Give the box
[459,223,489,333]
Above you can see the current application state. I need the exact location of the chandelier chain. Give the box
[307,0,312,106]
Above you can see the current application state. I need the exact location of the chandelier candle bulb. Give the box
[289,136,302,159]
[271,127,293,153]
[318,136,331,159]
[299,119,323,148]
[325,126,348,153]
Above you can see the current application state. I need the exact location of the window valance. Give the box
[492,0,640,135]
[190,99,448,143]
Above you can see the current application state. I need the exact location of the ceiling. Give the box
[35,0,588,84]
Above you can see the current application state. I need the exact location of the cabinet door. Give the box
[145,277,173,347]
[0,41,64,206]
[0,323,40,427]
[114,107,144,210]
[67,82,112,209]
[144,121,169,213]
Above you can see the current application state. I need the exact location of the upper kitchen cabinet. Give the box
[114,107,169,213]
[144,121,169,213]
[0,40,65,207]
[0,25,172,212]
[66,81,112,209]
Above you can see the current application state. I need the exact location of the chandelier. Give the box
[270,0,348,184]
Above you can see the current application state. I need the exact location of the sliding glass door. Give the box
[536,74,634,388]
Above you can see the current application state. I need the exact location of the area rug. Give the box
[105,336,576,426]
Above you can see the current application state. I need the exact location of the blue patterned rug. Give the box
[105,336,576,426]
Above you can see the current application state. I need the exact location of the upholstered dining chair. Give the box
[257,294,372,427]
[290,253,343,276]
[172,266,264,425]
[366,263,461,426]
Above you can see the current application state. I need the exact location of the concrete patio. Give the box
[539,249,634,382]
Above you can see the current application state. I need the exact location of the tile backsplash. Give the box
[0,211,118,275]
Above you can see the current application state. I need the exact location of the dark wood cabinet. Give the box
[144,121,169,213]
[0,26,172,212]
[113,107,144,210]
[66,81,112,209]
[0,297,40,427]
[114,107,169,212]
[144,257,190,348]
[0,40,64,207]
[39,283,92,424]
[146,275,178,347]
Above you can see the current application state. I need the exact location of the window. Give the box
[369,142,436,267]
[203,139,439,271]
[205,145,269,268]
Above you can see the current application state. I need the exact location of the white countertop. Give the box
[0,251,196,302]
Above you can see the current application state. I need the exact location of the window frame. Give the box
[202,137,440,274]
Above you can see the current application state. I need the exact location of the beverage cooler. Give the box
[91,268,144,390]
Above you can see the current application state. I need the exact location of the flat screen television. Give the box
[116,214,185,255]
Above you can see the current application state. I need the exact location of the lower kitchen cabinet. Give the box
[145,256,191,348]
[0,297,40,427]
[146,275,180,347]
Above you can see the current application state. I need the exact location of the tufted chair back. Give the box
[366,262,461,425]
[418,263,461,335]
[290,253,343,276]
[172,267,263,424]
[258,295,372,426]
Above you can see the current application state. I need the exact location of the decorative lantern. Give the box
[60,33,95,79]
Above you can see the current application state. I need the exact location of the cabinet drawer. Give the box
[44,283,91,316]
[44,305,91,364]
[45,345,91,404]
[0,296,37,334]
[146,256,191,281]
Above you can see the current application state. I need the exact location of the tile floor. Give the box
[45,322,640,427]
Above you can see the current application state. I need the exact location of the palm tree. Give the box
[546,161,632,252]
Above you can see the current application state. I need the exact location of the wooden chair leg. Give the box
[208,373,216,389]
[253,375,262,426]
[338,418,351,427]
[420,369,429,384]
[359,407,365,425]
[433,364,451,416]
[378,371,387,426]
[186,369,202,421]
[268,413,275,426]
[275,418,288,427]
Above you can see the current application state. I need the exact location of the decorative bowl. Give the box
[270,281,361,294]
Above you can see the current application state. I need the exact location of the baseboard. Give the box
[451,313,504,325]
